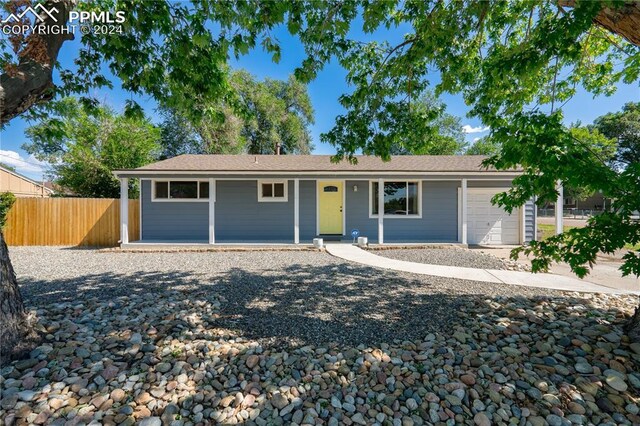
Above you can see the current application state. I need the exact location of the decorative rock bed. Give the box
[1,289,639,425]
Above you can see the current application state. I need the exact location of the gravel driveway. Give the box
[11,247,551,347]
[370,247,507,269]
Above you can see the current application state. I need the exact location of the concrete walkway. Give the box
[325,244,639,295]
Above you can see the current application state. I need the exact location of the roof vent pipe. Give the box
[254,156,258,164]
[275,142,281,155]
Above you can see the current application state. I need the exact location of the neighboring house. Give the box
[113,154,536,246]
[0,166,53,197]
[563,192,610,211]
[539,191,611,215]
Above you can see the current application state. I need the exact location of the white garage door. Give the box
[467,189,520,245]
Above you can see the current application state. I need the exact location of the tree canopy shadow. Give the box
[16,261,638,348]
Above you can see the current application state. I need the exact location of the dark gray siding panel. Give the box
[384,181,458,242]
[344,180,458,243]
[524,198,535,243]
[299,180,316,241]
[216,180,294,241]
[141,180,208,240]
[345,180,379,242]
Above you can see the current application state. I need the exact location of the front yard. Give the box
[1,247,639,425]
[539,223,640,250]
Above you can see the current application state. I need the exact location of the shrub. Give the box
[0,192,16,229]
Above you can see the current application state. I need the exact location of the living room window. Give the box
[152,180,209,201]
[370,181,421,217]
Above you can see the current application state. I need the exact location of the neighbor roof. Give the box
[117,154,514,174]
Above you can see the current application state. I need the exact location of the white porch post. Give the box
[209,178,216,244]
[120,178,129,244]
[378,178,384,244]
[294,179,300,244]
[461,179,468,245]
[555,180,563,235]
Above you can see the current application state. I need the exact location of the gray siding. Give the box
[141,180,208,240]
[345,180,378,242]
[139,177,528,244]
[216,180,294,241]
[299,180,316,240]
[524,199,536,243]
[344,180,459,243]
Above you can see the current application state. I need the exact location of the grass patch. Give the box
[538,224,640,250]
[538,224,576,240]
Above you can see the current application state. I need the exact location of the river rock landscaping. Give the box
[1,247,639,425]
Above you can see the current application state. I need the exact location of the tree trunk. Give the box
[0,232,37,363]
[626,298,640,343]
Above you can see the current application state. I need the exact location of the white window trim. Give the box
[369,180,422,219]
[151,179,210,202]
[258,180,289,202]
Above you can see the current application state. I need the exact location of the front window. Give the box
[153,180,209,201]
[258,180,288,202]
[371,181,420,216]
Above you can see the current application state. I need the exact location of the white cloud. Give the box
[473,137,481,142]
[462,125,490,134]
[0,150,47,174]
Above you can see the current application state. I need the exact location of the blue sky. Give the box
[1,19,638,181]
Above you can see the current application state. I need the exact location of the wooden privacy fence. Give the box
[4,198,139,246]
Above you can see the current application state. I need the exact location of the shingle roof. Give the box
[124,154,514,173]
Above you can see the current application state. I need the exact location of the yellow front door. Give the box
[318,181,343,234]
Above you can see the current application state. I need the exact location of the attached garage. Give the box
[466,188,521,245]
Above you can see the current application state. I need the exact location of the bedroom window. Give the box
[258,180,288,202]
[152,180,209,201]
[371,181,420,217]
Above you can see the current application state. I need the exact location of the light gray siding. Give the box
[141,180,208,240]
[524,199,536,243]
[344,180,459,243]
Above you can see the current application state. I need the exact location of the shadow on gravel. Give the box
[16,262,635,347]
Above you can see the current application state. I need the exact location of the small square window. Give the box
[258,181,288,202]
[155,181,169,199]
[262,183,273,197]
[274,183,285,197]
[199,182,209,199]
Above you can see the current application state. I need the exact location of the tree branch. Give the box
[1,0,76,124]
[558,0,640,47]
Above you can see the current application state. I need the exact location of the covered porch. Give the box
[117,175,554,248]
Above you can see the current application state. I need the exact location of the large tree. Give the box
[2,1,640,357]
[593,102,640,168]
[23,97,160,198]
[159,70,314,157]
[389,91,466,155]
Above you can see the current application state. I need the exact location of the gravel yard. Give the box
[11,247,544,347]
[2,247,639,426]
[370,247,510,269]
